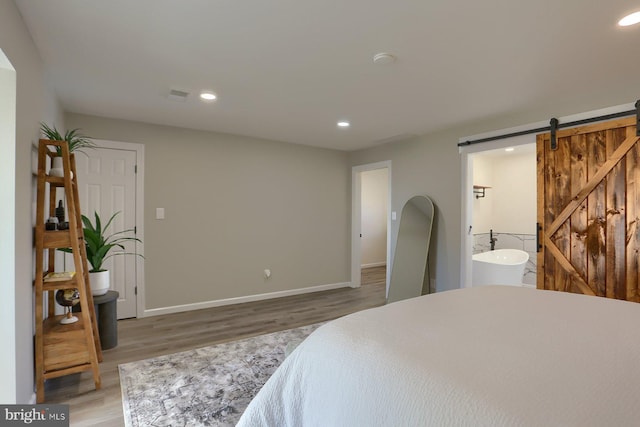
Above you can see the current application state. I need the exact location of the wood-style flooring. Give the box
[44,266,386,426]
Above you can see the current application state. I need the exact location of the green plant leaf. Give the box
[94,211,102,236]
[60,210,143,271]
[74,210,144,271]
[81,214,93,230]
[39,123,96,154]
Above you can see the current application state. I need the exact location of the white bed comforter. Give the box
[237,286,640,426]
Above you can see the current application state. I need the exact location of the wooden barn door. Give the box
[537,117,640,301]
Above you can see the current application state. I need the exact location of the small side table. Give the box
[75,290,119,350]
[93,290,119,350]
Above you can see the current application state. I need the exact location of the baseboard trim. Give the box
[361,262,386,268]
[143,282,352,317]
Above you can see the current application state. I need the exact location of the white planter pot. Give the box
[49,156,73,178]
[89,270,110,296]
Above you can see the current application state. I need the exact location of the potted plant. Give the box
[61,211,142,296]
[40,123,96,177]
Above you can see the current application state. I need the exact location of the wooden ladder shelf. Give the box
[34,139,102,403]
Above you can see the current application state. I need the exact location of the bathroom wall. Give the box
[472,144,537,285]
[472,155,494,234]
[473,146,536,234]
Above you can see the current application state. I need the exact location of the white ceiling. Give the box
[475,143,537,160]
[14,0,640,151]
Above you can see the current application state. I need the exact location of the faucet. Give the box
[489,229,497,251]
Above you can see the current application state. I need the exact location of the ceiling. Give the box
[14,0,640,151]
[476,143,537,160]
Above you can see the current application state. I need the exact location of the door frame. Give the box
[351,161,392,293]
[459,102,637,288]
[92,139,146,318]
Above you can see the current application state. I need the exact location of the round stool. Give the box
[75,290,119,350]
[93,290,119,349]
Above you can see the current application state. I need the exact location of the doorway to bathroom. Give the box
[460,129,538,288]
[470,144,537,287]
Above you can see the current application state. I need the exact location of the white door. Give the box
[74,145,139,319]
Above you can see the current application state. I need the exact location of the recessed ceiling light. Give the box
[200,92,217,101]
[337,121,350,128]
[618,11,640,26]
[505,147,515,152]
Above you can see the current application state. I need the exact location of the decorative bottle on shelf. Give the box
[56,200,69,230]
[56,200,65,223]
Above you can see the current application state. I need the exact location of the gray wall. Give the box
[351,129,464,292]
[65,114,351,310]
[0,0,63,403]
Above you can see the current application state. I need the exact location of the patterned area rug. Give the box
[119,323,322,427]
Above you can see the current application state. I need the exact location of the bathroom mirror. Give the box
[387,195,435,304]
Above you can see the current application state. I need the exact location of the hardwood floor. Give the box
[45,269,386,426]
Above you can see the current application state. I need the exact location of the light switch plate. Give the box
[156,208,165,220]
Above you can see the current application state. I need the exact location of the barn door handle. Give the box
[536,223,542,252]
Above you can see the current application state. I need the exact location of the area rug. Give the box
[119,323,322,427]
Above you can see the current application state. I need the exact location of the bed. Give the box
[237,285,640,426]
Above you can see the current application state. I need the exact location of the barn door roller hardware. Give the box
[459,99,640,148]
[550,118,559,151]
[550,102,640,150]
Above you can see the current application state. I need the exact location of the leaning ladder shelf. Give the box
[34,139,102,403]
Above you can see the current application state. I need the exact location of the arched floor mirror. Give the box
[387,195,435,304]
